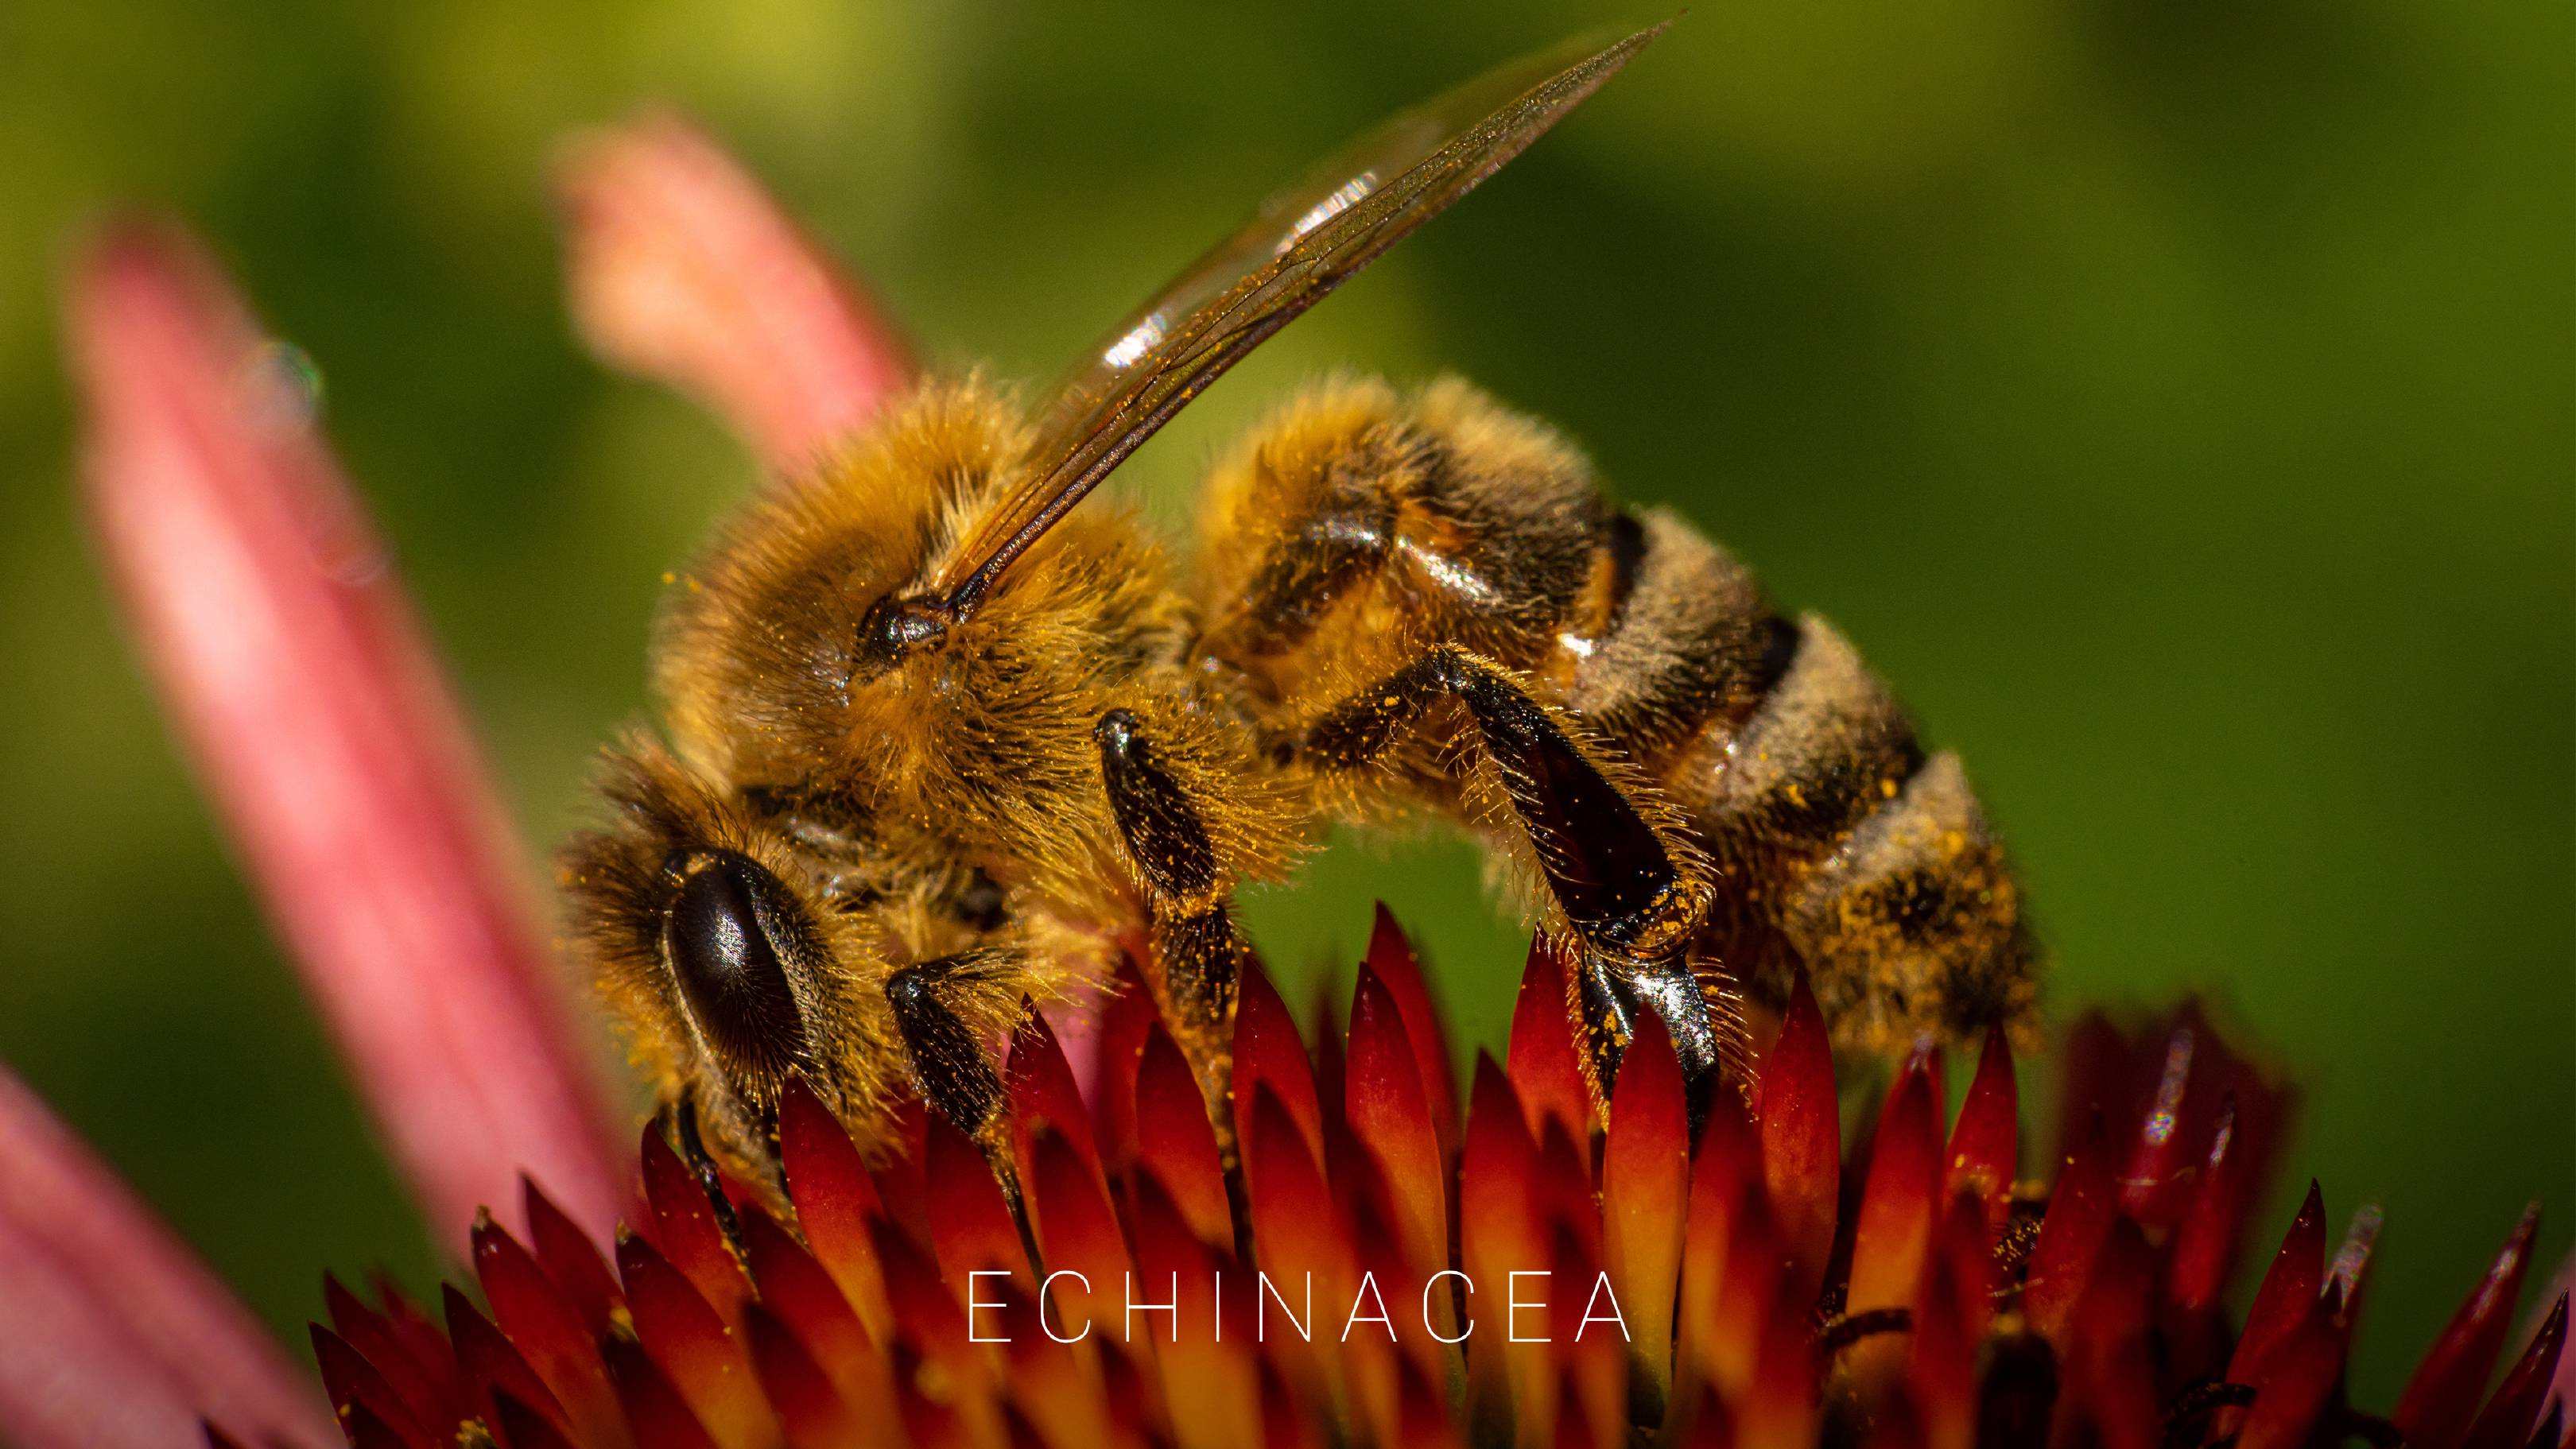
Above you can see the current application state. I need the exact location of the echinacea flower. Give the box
[289,925,2573,1449]
[10,111,2566,1449]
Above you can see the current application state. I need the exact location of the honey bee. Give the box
[563,25,2037,1180]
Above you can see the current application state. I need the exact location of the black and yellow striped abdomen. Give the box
[1546,509,2035,1052]
[1192,376,2037,1056]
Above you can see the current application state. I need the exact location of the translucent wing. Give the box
[933,22,1666,615]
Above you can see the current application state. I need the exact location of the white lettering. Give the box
[1576,1273,1630,1342]
[1125,1272,1178,1343]
[1259,1272,1313,1342]
[1038,1270,1091,1343]
[1507,1271,1550,1342]
[967,1270,1010,1342]
[1343,1271,1395,1342]
[1424,1269,1472,1343]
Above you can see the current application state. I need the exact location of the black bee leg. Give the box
[661,1093,748,1253]
[886,955,1040,1239]
[1094,708,1253,1106]
[1302,643,1723,1111]
[884,958,1008,1145]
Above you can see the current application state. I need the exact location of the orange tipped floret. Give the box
[1024,1125,1132,1341]
[526,1179,626,1342]
[635,1125,751,1330]
[1671,1088,1755,1416]
[1600,1008,1689,1407]
[1459,1055,1546,1435]
[1507,936,1593,1146]
[2020,1110,2119,1344]
[475,1214,631,1449]
[444,1283,571,1444]
[777,1076,890,1341]
[1007,1008,1102,1190]
[1132,1027,1232,1246]
[922,1114,1028,1291]
[1232,961,1325,1167]
[1752,973,1839,1302]
[1846,1044,1942,1323]
[613,1233,769,1449]
[1365,904,1463,1162]
[1944,1022,2017,1232]
[738,1207,886,1424]
[600,1336,716,1449]
[1348,963,1450,1292]
[1131,1173,1260,1449]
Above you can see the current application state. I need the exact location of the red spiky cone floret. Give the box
[304,916,2570,1449]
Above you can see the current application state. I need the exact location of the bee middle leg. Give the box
[1298,642,1724,1109]
[1092,707,1256,1104]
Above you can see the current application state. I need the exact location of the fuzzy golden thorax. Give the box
[652,377,1193,913]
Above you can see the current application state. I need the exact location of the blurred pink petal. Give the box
[67,223,627,1250]
[557,112,913,471]
[0,1066,335,1449]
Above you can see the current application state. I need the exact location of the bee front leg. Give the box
[1093,708,1254,1107]
[1300,643,1727,1114]
[886,955,1047,1242]
[884,957,1009,1145]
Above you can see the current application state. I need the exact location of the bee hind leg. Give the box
[1298,643,1726,1117]
[1093,708,1255,1114]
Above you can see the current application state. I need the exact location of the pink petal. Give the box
[0,1066,337,1449]
[65,223,629,1249]
[556,112,912,472]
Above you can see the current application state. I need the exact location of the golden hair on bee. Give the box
[560,25,2037,1185]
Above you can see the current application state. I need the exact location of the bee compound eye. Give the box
[660,849,809,1080]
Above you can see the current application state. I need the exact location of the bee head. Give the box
[561,736,882,1178]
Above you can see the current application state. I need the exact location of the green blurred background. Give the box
[2,0,2566,1408]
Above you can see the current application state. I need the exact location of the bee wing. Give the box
[932,22,1666,614]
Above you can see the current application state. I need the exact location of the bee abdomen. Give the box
[1779,751,2032,1051]
[1557,508,1776,751]
[1631,595,2031,1051]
